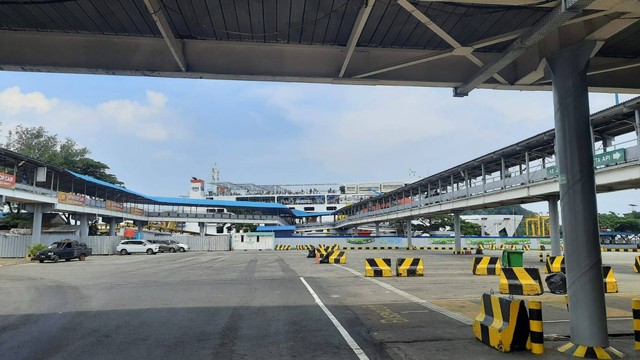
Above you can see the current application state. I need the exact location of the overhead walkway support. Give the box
[548,196,561,256]
[454,211,462,253]
[548,42,611,354]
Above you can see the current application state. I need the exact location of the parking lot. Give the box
[0,250,638,359]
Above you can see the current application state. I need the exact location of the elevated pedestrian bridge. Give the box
[332,97,640,229]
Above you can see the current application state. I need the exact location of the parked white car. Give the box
[116,240,159,255]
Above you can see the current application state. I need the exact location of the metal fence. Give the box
[0,236,30,257]
[169,235,230,251]
[0,234,231,257]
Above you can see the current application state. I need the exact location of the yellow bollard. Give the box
[529,300,544,354]
[633,298,640,350]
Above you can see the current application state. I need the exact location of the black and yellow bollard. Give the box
[633,298,640,350]
[529,300,544,354]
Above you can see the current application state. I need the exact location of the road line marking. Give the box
[299,277,369,360]
[334,265,473,325]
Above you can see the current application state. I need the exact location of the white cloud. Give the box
[0,88,186,142]
[0,86,57,114]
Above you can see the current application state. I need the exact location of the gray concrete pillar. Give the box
[548,197,561,256]
[636,110,640,163]
[109,217,117,236]
[406,219,412,249]
[547,41,609,349]
[31,204,43,246]
[79,213,89,238]
[199,222,206,236]
[137,222,144,238]
[453,211,461,252]
[375,222,380,236]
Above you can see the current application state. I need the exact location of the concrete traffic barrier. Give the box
[275,245,291,251]
[472,293,531,352]
[499,268,544,296]
[528,300,544,354]
[320,250,346,264]
[522,244,531,251]
[538,252,550,263]
[472,257,501,275]
[296,245,313,250]
[316,247,327,257]
[327,244,340,251]
[365,258,392,277]
[634,256,639,273]
[603,266,618,293]
[633,298,640,350]
[396,258,423,276]
[545,256,565,274]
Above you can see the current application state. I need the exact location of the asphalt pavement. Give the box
[0,250,638,359]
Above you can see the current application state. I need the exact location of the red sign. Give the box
[0,172,16,188]
[57,192,86,206]
[106,200,124,212]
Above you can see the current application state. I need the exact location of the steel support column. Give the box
[636,110,640,165]
[406,219,412,249]
[453,211,461,252]
[375,222,380,237]
[547,41,610,349]
[109,217,117,236]
[31,204,43,246]
[137,222,144,237]
[79,213,89,238]
[548,196,561,256]
[199,222,206,236]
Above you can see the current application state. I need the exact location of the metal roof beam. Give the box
[454,0,595,97]
[354,28,526,79]
[339,0,376,78]
[143,0,188,72]
[396,0,507,84]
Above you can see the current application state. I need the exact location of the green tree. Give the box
[5,125,123,185]
[612,218,640,233]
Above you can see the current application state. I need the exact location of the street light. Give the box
[630,204,638,212]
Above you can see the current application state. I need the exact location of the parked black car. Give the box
[37,240,92,263]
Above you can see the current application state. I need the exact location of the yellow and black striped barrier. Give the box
[326,244,340,251]
[296,245,314,250]
[499,268,544,295]
[342,246,401,250]
[538,245,546,251]
[274,245,291,251]
[316,247,327,257]
[603,266,618,293]
[522,244,531,251]
[601,247,640,252]
[545,256,565,274]
[472,256,501,275]
[396,258,423,276]
[319,250,346,264]
[528,300,544,354]
[557,342,624,359]
[365,258,392,277]
[633,256,639,273]
[538,252,550,263]
[633,298,639,350]
[472,293,531,352]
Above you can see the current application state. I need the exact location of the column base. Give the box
[557,342,623,359]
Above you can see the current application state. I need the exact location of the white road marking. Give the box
[334,264,473,326]
[299,277,369,360]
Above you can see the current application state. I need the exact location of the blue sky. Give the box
[0,70,637,214]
